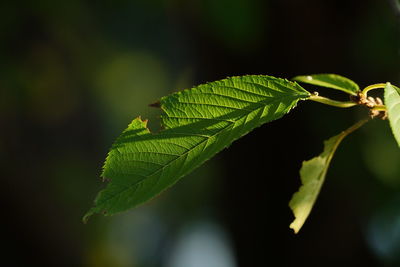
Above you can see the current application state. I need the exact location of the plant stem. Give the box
[371,105,387,111]
[309,95,357,108]
[342,118,370,136]
[362,83,386,96]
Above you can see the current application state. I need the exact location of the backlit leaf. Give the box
[385,83,400,147]
[293,74,359,96]
[84,75,310,221]
[289,120,367,233]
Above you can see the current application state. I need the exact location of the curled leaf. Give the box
[289,119,368,233]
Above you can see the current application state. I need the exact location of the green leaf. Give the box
[84,75,310,221]
[293,74,359,96]
[289,119,367,233]
[385,83,400,147]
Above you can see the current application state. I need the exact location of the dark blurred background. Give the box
[2,0,400,266]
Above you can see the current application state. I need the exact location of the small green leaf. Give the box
[293,74,359,96]
[385,83,400,147]
[289,119,367,233]
[85,75,310,221]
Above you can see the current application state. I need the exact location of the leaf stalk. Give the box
[309,95,357,108]
[362,83,386,96]
[371,105,386,111]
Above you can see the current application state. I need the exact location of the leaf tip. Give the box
[83,206,110,223]
[82,210,93,224]
[289,222,300,234]
[289,200,303,234]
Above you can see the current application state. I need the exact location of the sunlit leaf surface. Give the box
[293,74,359,96]
[385,83,400,147]
[289,120,367,233]
[85,75,310,221]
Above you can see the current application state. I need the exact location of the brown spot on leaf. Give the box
[149,101,161,108]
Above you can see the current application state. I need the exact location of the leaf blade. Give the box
[385,83,400,147]
[289,119,367,233]
[85,75,310,221]
[293,74,359,95]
